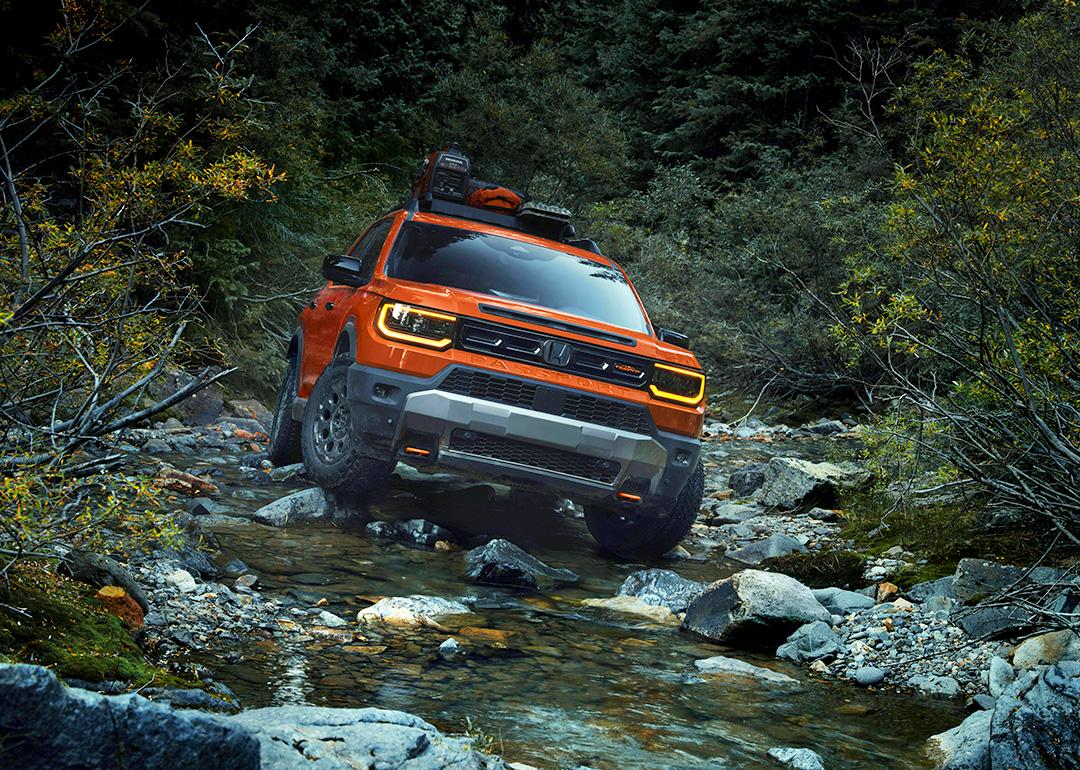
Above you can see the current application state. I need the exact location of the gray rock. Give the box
[802,418,847,436]
[728,463,766,496]
[694,656,799,685]
[988,657,1015,698]
[970,694,997,711]
[143,438,172,453]
[224,398,273,429]
[907,576,956,603]
[725,533,807,565]
[152,369,224,425]
[230,705,505,769]
[191,498,231,516]
[222,559,249,577]
[268,463,305,482]
[952,559,1024,603]
[768,747,826,770]
[989,662,1080,769]
[58,549,150,613]
[142,686,239,713]
[952,604,1034,640]
[615,568,706,613]
[464,539,579,591]
[316,610,349,628]
[811,587,875,615]
[776,621,844,664]
[759,457,868,510]
[252,488,333,526]
[165,569,198,593]
[0,664,258,769]
[367,518,456,548]
[853,666,888,686]
[926,708,991,770]
[1012,630,1080,670]
[356,596,470,627]
[708,502,762,524]
[909,674,962,698]
[682,569,831,645]
[438,637,466,662]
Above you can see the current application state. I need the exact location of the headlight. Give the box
[649,362,705,406]
[376,302,457,349]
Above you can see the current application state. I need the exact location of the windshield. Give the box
[384,221,649,333]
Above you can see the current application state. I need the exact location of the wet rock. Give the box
[165,569,198,593]
[438,637,466,662]
[234,574,258,590]
[802,418,847,436]
[682,569,831,645]
[356,596,470,627]
[909,674,962,698]
[367,518,457,548]
[0,664,259,769]
[156,542,221,580]
[142,687,239,713]
[464,539,579,592]
[157,467,219,497]
[615,568,706,613]
[1012,630,1080,670]
[251,487,333,526]
[768,746,826,770]
[581,596,678,624]
[317,610,349,628]
[59,549,150,613]
[222,559,249,578]
[268,463,304,482]
[725,533,807,565]
[811,587,874,616]
[230,704,506,769]
[143,437,172,453]
[989,662,1080,769]
[776,621,843,664]
[224,398,273,429]
[708,502,761,524]
[759,457,868,510]
[191,497,231,516]
[694,655,798,685]
[853,666,887,686]
[926,708,991,770]
[988,657,1015,697]
[728,463,766,497]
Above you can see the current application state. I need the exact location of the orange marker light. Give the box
[616,491,642,502]
[404,446,431,457]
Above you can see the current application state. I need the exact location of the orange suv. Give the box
[267,147,706,557]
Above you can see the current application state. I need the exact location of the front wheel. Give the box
[301,360,392,497]
[267,356,303,466]
[585,463,704,558]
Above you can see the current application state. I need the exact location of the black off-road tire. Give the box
[584,462,705,558]
[267,356,303,466]
[301,360,393,497]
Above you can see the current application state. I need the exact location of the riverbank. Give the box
[2,389,1077,768]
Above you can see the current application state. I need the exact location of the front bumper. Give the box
[344,364,701,515]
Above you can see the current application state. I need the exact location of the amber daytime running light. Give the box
[376,302,457,349]
[649,362,706,405]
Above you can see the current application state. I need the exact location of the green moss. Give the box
[890,562,957,590]
[0,565,188,686]
[764,549,867,589]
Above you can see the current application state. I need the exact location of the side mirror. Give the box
[658,328,690,349]
[322,254,365,287]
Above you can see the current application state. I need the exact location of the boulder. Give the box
[759,457,868,510]
[1012,630,1080,670]
[0,664,259,769]
[989,662,1080,769]
[367,519,456,548]
[768,747,826,770]
[151,369,225,426]
[615,568,706,613]
[801,418,847,436]
[682,569,831,645]
[775,621,844,664]
[165,569,198,593]
[952,604,1035,641]
[693,655,798,685]
[356,596,470,627]
[951,558,1060,603]
[987,657,1016,698]
[464,539,579,591]
[811,587,875,616]
[251,488,335,527]
[223,398,273,430]
[853,666,888,686]
[926,708,991,770]
[907,576,956,603]
[725,533,807,564]
[728,463,766,497]
[231,705,505,769]
[59,549,150,613]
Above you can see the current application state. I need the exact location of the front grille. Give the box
[458,318,652,389]
[448,429,620,484]
[438,369,652,434]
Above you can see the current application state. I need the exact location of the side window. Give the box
[349,220,393,284]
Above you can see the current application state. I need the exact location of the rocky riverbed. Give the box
[12,399,1080,769]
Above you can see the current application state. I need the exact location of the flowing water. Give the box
[180,437,964,769]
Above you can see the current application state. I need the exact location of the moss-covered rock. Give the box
[763,549,867,589]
